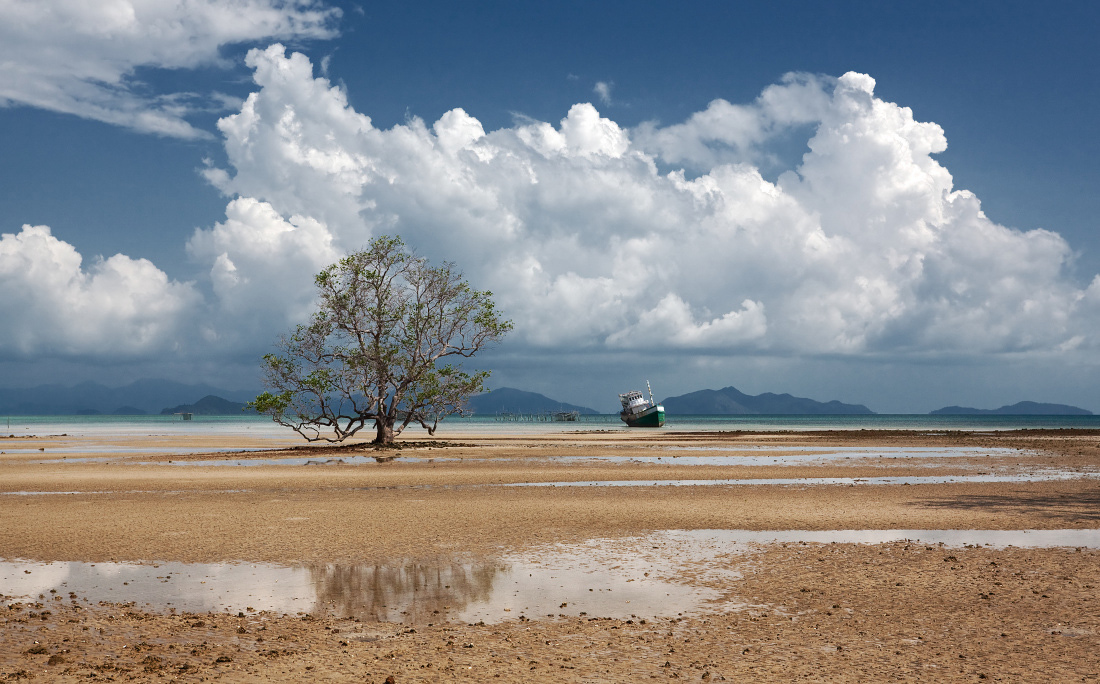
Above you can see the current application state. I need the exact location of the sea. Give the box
[2,413,1099,440]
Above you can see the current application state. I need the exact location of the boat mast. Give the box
[647,380,654,404]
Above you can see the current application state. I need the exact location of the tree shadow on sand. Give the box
[915,490,1100,523]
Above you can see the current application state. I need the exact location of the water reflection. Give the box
[310,560,501,622]
[0,560,316,615]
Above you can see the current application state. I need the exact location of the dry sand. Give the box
[2,428,1099,681]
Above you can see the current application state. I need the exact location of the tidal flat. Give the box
[1,428,1098,681]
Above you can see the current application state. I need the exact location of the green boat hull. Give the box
[621,405,665,428]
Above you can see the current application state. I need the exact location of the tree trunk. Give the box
[373,418,395,444]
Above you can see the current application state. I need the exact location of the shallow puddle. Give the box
[509,471,1100,487]
[16,454,450,467]
[661,446,1003,453]
[557,446,1019,467]
[4,470,1097,498]
[697,529,1100,548]
[1,444,1026,467]
[0,549,713,624]
[3,529,1097,625]
[2,446,252,457]
[156,455,438,467]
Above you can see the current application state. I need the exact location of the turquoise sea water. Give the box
[2,412,1098,438]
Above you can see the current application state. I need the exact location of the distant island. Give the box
[465,387,597,415]
[160,395,254,416]
[0,379,257,415]
[930,401,1092,416]
[661,386,874,415]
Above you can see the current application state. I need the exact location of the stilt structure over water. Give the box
[494,410,580,422]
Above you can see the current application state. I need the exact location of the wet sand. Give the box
[2,429,1099,681]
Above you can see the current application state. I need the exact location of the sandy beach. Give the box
[2,428,1098,681]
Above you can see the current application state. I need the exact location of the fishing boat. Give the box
[619,381,665,428]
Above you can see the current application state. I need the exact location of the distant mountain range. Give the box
[661,385,874,415]
[0,379,1091,417]
[465,387,598,415]
[0,379,257,416]
[0,381,598,417]
[930,401,1092,416]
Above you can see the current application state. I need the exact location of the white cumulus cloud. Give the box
[0,225,199,356]
[3,44,1097,371]
[0,0,340,138]
[633,72,834,169]
[188,46,1099,361]
[186,196,340,342]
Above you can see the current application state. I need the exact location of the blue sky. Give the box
[1,1,1099,413]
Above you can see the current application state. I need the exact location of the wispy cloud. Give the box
[593,80,613,105]
[0,0,340,138]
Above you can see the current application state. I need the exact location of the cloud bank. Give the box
[4,44,1099,371]
[0,0,339,137]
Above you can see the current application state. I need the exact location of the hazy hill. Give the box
[662,386,874,415]
[160,395,253,416]
[930,401,1092,416]
[465,387,598,415]
[112,406,147,415]
[0,380,257,415]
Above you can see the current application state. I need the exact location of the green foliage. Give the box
[249,235,512,443]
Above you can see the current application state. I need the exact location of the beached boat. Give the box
[619,381,665,427]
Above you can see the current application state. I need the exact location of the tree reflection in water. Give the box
[309,559,503,623]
